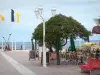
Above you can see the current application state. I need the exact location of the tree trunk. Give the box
[56,40,60,65]
[56,49,60,65]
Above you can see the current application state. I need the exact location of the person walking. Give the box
[21,45,23,50]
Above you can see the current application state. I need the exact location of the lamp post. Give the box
[34,7,56,67]
[2,33,12,51]
[7,33,12,50]
[7,33,12,43]
[15,40,16,50]
[2,37,6,43]
[2,36,7,51]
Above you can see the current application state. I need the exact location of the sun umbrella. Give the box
[92,18,100,34]
[92,26,100,34]
[82,42,96,46]
[70,36,76,51]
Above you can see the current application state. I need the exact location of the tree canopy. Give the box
[33,14,91,65]
[33,14,91,47]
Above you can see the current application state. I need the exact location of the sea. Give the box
[0,40,100,50]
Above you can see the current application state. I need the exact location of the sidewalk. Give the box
[0,53,21,75]
[5,50,89,75]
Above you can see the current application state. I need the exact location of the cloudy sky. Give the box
[0,0,100,42]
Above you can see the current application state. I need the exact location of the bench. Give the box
[80,58,100,75]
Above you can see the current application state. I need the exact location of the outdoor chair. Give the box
[50,52,56,60]
[65,51,76,64]
[65,52,69,60]
[80,58,100,75]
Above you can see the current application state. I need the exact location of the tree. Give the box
[33,14,91,65]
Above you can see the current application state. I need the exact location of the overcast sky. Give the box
[0,0,100,42]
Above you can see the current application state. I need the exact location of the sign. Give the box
[29,50,35,60]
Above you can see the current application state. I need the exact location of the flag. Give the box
[16,12,21,22]
[11,9,14,22]
[0,14,5,21]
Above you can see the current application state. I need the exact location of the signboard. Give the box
[29,50,35,60]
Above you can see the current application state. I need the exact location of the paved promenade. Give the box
[0,52,21,75]
[0,50,90,75]
[1,50,89,75]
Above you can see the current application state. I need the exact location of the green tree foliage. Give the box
[33,14,91,65]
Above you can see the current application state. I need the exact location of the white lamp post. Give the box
[15,39,16,50]
[23,42,25,50]
[34,7,56,67]
[7,33,12,51]
[2,36,6,51]
[51,8,56,17]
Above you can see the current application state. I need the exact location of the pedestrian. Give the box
[21,45,22,50]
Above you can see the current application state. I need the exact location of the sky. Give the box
[0,0,100,42]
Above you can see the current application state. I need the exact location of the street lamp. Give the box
[2,33,12,51]
[7,33,12,51]
[51,8,56,16]
[34,7,56,67]
[2,36,6,43]
[7,33,12,45]
[7,33,12,42]
[2,36,6,51]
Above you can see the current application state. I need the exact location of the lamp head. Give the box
[34,8,39,18]
[38,7,43,15]
[51,8,56,16]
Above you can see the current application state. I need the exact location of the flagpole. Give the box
[15,39,16,50]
